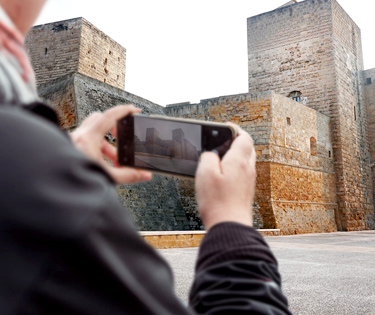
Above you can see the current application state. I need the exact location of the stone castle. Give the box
[25,0,375,234]
[136,128,198,161]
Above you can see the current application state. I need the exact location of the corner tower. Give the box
[25,17,126,90]
[247,0,374,230]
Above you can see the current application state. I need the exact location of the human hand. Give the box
[70,105,152,184]
[195,125,256,231]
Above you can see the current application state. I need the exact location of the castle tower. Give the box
[172,128,186,158]
[247,0,374,230]
[25,17,126,90]
[146,128,160,144]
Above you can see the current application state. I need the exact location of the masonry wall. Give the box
[165,92,276,229]
[364,68,375,215]
[364,68,375,164]
[166,92,338,234]
[269,93,337,234]
[247,0,336,111]
[331,0,374,230]
[247,0,375,231]
[38,73,202,231]
[25,18,126,90]
[79,19,126,89]
[25,18,82,86]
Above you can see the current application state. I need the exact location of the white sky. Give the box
[36,0,375,106]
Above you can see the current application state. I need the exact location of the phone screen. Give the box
[118,115,233,177]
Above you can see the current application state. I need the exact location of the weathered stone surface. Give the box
[140,228,280,249]
[246,0,375,232]
[26,18,125,90]
[37,72,202,231]
[118,175,190,231]
[364,68,375,224]
[166,91,336,233]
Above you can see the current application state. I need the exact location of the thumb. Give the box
[196,151,222,180]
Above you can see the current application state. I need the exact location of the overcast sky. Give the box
[35,0,375,106]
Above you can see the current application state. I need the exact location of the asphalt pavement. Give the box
[158,230,375,315]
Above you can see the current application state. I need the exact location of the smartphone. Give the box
[117,114,236,178]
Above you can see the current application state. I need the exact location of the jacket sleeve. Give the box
[189,222,292,314]
[0,106,192,315]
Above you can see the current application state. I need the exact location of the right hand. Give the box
[195,126,256,231]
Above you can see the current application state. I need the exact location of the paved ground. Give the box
[158,230,375,315]
[136,154,197,176]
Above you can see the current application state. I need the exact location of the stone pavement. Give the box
[158,231,375,315]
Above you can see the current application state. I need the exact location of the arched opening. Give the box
[288,91,302,102]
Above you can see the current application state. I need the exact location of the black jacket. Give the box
[0,103,291,314]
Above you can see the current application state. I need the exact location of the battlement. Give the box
[25,17,126,90]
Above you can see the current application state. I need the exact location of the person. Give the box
[0,0,291,313]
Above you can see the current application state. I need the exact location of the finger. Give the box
[79,112,103,128]
[103,165,152,184]
[221,132,254,175]
[101,141,119,167]
[222,131,253,163]
[196,152,222,179]
[90,105,141,135]
[249,147,256,169]
[110,105,141,139]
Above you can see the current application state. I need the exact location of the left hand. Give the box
[70,105,152,184]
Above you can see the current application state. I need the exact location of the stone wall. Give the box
[25,18,82,86]
[269,93,337,234]
[37,75,77,129]
[27,4,375,233]
[364,68,375,213]
[247,0,375,231]
[25,18,126,90]
[166,91,337,234]
[118,175,190,231]
[247,0,335,111]
[331,0,374,230]
[38,73,203,231]
[165,92,276,229]
[79,19,126,89]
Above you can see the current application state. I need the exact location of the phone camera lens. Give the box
[212,130,219,137]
